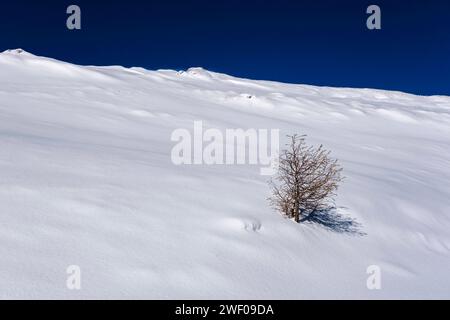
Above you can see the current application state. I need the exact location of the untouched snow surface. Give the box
[1,49,450,299]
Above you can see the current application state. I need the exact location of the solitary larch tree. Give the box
[269,135,343,223]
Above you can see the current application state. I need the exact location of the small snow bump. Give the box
[187,67,206,74]
[1,48,35,57]
[183,67,214,80]
[219,217,263,233]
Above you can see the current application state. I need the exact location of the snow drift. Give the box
[0,49,449,299]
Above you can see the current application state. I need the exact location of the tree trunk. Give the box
[294,201,300,223]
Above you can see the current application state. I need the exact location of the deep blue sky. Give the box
[0,0,449,96]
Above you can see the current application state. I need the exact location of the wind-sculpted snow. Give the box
[0,49,449,299]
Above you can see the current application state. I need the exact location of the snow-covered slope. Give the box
[1,49,450,299]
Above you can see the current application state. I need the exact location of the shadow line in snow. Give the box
[301,207,365,236]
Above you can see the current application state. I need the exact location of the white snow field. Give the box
[1,49,450,299]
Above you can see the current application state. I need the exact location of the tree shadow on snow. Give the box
[300,208,366,236]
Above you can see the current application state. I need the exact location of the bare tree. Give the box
[269,135,343,223]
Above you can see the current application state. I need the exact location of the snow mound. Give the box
[2,48,35,56]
